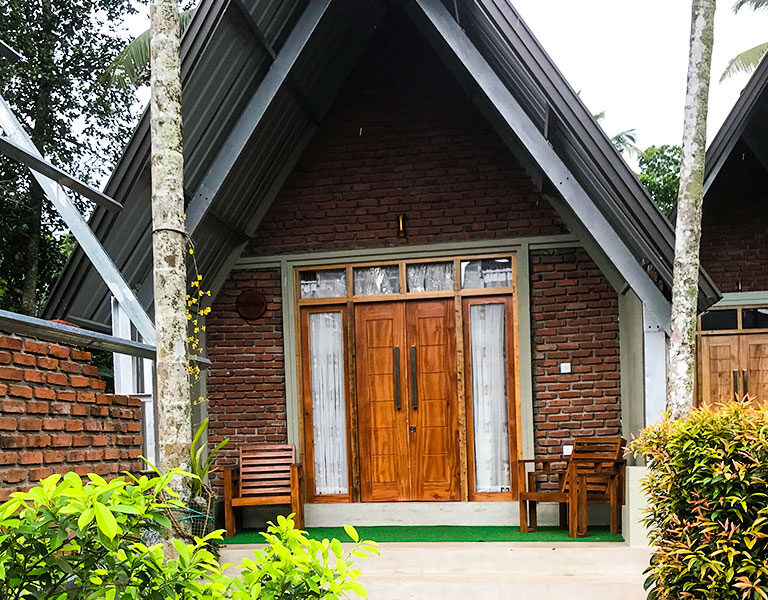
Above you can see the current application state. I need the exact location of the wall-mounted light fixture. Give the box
[397,214,406,238]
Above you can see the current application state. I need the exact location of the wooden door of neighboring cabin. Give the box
[355,300,459,501]
[700,335,740,407]
[741,334,768,404]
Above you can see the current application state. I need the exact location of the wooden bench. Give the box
[518,437,626,538]
[223,444,303,537]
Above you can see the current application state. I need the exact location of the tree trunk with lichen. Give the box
[667,0,716,419]
[149,0,190,498]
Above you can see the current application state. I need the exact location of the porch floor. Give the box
[220,541,651,599]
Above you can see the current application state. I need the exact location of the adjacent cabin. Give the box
[44,0,717,528]
[697,55,768,406]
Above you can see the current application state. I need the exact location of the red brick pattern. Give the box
[247,21,565,258]
[0,333,143,499]
[530,248,621,467]
[206,269,287,486]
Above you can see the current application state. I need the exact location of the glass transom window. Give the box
[354,265,400,295]
[300,269,346,299]
[407,262,454,292]
[461,258,513,289]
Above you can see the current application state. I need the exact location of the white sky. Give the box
[512,0,768,149]
[125,1,767,151]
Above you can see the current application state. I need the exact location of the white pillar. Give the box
[643,305,667,426]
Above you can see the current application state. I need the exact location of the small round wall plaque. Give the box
[236,290,267,320]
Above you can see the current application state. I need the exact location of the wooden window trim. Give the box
[462,295,520,502]
[299,305,354,504]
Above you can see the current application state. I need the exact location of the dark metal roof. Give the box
[705,53,768,192]
[44,0,720,328]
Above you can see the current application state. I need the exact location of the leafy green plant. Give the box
[631,400,768,600]
[190,416,228,498]
[0,469,227,599]
[0,471,375,599]
[229,517,378,600]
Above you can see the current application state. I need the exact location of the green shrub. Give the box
[631,400,768,600]
[0,470,376,599]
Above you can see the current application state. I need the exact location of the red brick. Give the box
[0,351,10,364]
[0,451,19,465]
[69,376,89,388]
[26,401,49,414]
[0,366,23,381]
[24,341,47,355]
[11,353,35,366]
[0,417,16,430]
[47,372,68,386]
[32,387,56,401]
[24,369,46,383]
[70,349,91,361]
[43,419,66,430]
[65,420,84,432]
[1,399,25,413]
[0,336,23,351]
[8,385,33,399]
[19,452,43,465]
[48,345,70,359]
[3,469,27,484]
[17,418,42,431]
[81,364,98,377]
[36,357,58,370]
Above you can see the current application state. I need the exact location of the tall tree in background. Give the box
[638,145,682,215]
[0,1,139,315]
[668,0,717,419]
[149,0,190,498]
[721,0,768,81]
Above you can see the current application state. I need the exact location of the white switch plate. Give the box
[563,445,573,456]
[560,362,572,374]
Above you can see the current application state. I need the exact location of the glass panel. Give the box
[354,265,400,295]
[743,308,768,329]
[309,312,348,495]
[469,303,511,493]
[406,262,454,292]
[701,309,738,331]
[300,269,346,299]
[461,258,513,289]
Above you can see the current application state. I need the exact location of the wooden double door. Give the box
[355,299,459,502]
[700,333,768,406]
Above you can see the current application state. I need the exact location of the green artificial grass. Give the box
[223,525,623,544]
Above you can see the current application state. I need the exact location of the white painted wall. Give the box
[643,305,667,426]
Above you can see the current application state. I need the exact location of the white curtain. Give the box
[470,304,510,493]
[462,259,513,289]
[354,266,399,295]
[407,262,454,292]
[309,312,349,495]
[300,270,346,299]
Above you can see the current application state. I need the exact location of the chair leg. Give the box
[529,501,538,531]
[568,478,578,539]
[577,477,588,538]
[519,498,529,532]
[290,464,304,529]
[223,468,236,537]
[609,478,621,534]
[559,503,568,529]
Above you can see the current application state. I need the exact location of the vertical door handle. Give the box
[410,345,418,410]
[743,369,748,398]
[393,347,401,411]
[733,370,739,399]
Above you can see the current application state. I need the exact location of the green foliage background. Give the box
[0,0,141,315]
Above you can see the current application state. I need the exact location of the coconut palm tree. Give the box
[721,0,768,81]
[100,7,196,88]
[594,110,639,157]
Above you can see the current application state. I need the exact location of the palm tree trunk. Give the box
[667,0,716,419]
[149,0,190,496]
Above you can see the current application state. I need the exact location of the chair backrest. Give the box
[238,444,295,498]
[560,437,625,496]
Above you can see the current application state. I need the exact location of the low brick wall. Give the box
[0,332,144,499]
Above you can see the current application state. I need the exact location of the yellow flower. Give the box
[188,248,194,255]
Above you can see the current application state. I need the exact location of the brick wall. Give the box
[206,269,286,486]
[247,15,566,258]
[530,248,621,468]
[0,332,143,499]
[700,142,768,293]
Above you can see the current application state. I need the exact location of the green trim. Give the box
[516,242,535,459]
[223,525,624,544]
[280,259,301,447]
[713,291,768,308]
[234,234,579,269]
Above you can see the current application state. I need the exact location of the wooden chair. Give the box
[518,437,626,538]
[223,444,303,537]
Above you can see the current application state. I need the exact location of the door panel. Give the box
[406,300,459,501]
[355,303,409,501]
[700,336,740,407]
[743,335,768,404]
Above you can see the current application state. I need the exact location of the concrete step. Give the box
[221,542,652,600]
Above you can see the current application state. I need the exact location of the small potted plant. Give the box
[186,417,228,538]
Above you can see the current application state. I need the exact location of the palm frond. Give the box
[720,42,768,82]
[99,7,197,89]
[733,0,768,13]
[611,128,640,158]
